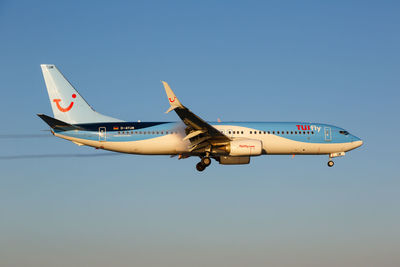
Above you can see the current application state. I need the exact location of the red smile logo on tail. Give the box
[53,94,76,112]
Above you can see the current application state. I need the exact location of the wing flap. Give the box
[183,129,206,141]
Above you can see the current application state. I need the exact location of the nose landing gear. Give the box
[327,152,345,167]
[196,156,211,172]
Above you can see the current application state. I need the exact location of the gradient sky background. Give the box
[0,0,399,266]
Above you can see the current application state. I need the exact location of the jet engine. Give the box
[225,139,263,156]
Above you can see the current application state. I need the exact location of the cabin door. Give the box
[324,127,332,141]
[99,127,106,141]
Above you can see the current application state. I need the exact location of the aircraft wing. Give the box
[162,81,231,152]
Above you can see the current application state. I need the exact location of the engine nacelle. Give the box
[227,139,263,156]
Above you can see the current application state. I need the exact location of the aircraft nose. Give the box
[351,136,363,148]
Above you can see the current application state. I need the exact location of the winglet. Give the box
[162,81,184,113]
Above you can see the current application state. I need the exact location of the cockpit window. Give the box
[339,130,349,135]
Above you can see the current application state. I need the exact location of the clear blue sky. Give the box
[0,1,399,266]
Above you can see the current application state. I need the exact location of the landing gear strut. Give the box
[196,156,211,172]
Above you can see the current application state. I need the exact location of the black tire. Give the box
[201,157,211,167]
[327,160,334,167]
[196,162,206,172]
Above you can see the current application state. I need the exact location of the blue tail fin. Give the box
[40,64,123,124]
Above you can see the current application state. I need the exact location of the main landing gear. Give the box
[196,156,211,172]
[327,160,334,167]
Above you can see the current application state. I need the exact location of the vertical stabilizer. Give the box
[40,64,123,124]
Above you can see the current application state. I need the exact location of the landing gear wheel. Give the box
[327,160,334,167]
[196,162,206,172]
[201,157,211,167]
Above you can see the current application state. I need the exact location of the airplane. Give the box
[38,64,363,172]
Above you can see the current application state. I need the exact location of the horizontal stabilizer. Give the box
[37,114,79,131]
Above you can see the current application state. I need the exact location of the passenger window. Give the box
[268,131,270,134]
[273,131,275,134]
[241,131,244,134]
[311,131,314,134]
[277,131,280,134]
[286,131,289,134]
[291,131,293,134]
[259,131,261,134]
[250,131,252,134]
